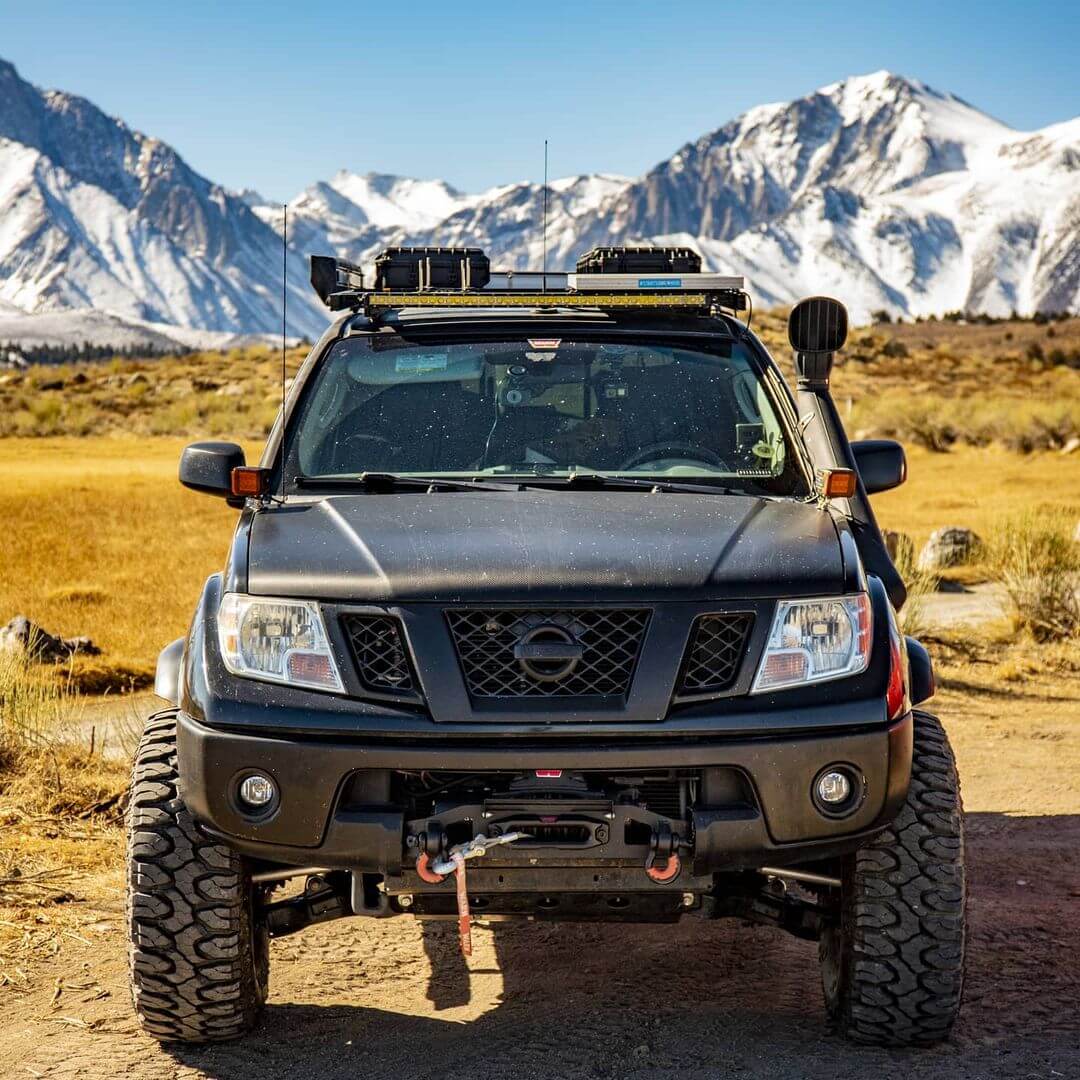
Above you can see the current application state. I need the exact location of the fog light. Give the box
[816,770,852,805]
[238,773,276,809]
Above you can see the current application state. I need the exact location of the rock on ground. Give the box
[0,614,100,661]
[918,526,982,570]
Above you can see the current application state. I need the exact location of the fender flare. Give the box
[154,637,186,705]
[905,636,935,706]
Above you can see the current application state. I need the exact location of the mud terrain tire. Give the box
[126,710,268,1043]
[820,710,966,1046]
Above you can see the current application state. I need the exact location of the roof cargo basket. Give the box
[576,246,702,275]
[374,247,490,291]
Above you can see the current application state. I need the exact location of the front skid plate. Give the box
[385,865,714,894]
[404,890,694,922]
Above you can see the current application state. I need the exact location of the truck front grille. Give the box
[446,608,650,699]
[678,613,754,695]
[341,614,419,698]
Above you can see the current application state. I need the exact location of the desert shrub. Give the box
[850,391,1080,452]
[985,513,1080,641]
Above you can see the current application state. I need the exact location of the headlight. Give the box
[752,593,872,693]
[217,593,344,693]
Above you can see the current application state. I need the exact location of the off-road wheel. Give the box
[126,710,268,1043]
[820,710,965,1046]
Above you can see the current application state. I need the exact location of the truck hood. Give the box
[244,490,845,603]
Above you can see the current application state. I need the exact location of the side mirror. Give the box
[179,441,246,503]
[788,296,848,389]
[852,439,907,494]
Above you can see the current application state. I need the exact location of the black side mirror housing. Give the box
[852,439,907,494]
[179,441,246,504]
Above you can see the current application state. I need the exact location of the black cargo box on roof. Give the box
[374,247,491,291]
[576,246,702,275]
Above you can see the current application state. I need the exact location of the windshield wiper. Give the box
[296,472,514,493]
[498,472,746,496]
[297,471,756,496]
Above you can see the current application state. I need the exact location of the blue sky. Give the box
[3,0,1078,201]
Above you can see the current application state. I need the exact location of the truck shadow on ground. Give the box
[164,812,1080,1080]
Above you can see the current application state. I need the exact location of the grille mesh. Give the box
[446,608,649,698]
[679,613,753,694]
[640,779,684,818]
[342,615,417,696]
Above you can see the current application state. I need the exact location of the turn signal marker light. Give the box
[231,467,269,498]
[822,469,857,499]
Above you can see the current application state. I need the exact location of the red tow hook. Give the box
[415,851,445,884]
[646,852,682,884]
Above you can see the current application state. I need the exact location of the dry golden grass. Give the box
[0,437,259,685]
[0,652,128,987]
[870,446,1080,563]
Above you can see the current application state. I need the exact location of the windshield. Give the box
[286,334,807,495]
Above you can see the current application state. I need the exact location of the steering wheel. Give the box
[619,442,728,472]
[329,432,398,472]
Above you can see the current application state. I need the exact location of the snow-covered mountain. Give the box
[646,73,1080,317]
[0,59,326,340]
[283,72,1077,321]
[0,60,1076,348]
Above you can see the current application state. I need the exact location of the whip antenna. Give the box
[542,139,548,293]
[279,203,287,501]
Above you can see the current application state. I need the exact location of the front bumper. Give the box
[177,707,912,877]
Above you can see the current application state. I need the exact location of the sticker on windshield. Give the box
[395,353,448,373]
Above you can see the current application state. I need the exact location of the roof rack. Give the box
[309,247,748,316]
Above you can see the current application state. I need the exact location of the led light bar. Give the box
[364,291,714,310]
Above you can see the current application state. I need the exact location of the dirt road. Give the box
[3,664,1079,1079]
[2,810,1078,1079]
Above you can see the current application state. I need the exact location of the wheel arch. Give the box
[905,635,936,706]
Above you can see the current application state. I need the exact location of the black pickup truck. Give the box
[128,246,965,1047]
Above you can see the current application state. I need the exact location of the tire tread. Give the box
[822,709,966,1046]
[126,709,266,1043]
